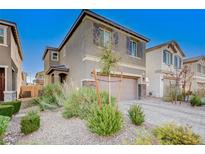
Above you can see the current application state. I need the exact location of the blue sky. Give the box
[0,9,205,80]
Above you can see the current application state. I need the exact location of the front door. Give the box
[0,68,5,101]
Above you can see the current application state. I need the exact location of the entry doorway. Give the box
[0,68,5,101]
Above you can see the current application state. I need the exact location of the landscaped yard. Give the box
[2,97,205,144]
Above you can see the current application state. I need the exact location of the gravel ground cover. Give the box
[5,107,153,145]
[4,97,205,144]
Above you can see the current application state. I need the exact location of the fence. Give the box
[20,85,43,98]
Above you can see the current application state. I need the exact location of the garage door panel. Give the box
[99,76,138,101]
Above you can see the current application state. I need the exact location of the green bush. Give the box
[63,87,116,119]
[190,95,202,106]
[131,128,158,145]
[128,105,145,125]
[177,94,183,101]
[0,115,10,137]
[20,111,40,135]
[87,104,123,136]
[34,84,63,110]
[153,123,202,145]
[2,101,21,114]
[0,105,14,117]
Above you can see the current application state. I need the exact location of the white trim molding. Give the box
[82,55,146,71]
[0,65,8,91]
[95,69,142,78]
[194,75,205,80]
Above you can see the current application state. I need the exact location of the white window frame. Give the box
[197,64,202,73]
[51,51,59,61]
[99,28,111,48]
[0,26,7,46]
[163,50,172,65]
[174,55,181,69]
[129,40,138,57]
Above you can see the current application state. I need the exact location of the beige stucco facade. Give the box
[43,10,149,100]
[146,42,185,97]
[0,22,23,101]
[184,58,205,92]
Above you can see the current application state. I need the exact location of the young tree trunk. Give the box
[108,73,111,104]
[93,68,102,110]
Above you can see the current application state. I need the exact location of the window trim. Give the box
[0,26,7,46]
[99,28,111,48]
[197,64,202,73]
[51,51,59,61]
[129,40,137,57]
[174,55,182,69]
[163,50,172,66]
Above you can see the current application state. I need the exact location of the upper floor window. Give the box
[129,40,137,57]
[0,27,6,45]
[163,50,172,65]
[174,55,182,69]
[197,64,202,73]
[99,28,111,48]
[51,51,59,61]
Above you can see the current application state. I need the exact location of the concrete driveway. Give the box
[119,97,205,142]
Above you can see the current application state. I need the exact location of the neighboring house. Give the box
[183,56,205,92]
[0,19,23,101]
[21,72,28,86]
[33,71,44,85]
[42,9,149,101]
[146,41,186,97]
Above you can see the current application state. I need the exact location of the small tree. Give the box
[100,47,121,104]
[180,65,194,101]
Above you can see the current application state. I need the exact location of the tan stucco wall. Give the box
[146,45,184,97]
[184,61,205,92]
[10,31,23,97]
[0,24,23,98]
[44,16,147,90]
[0,25,12,91]
[59,20,87,88]
[83,17,146,68]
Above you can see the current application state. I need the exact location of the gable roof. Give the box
[42,47,58,60]
[0,19,23,60]
[184,56,205,64]
[146,40,186,57]
[42,9,150,60]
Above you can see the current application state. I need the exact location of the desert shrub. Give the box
[132,128,158,145]
[34,84,63,110]
[63,87,116,119]
[87,104,123,136]
[0,105,14,117]
[177,94,183,101]
[0,115,10,137]
[190,95,202,106]
[153,123,202,145]
[2,100,21,114]
[128,105,145,125]
[20,111,40,135]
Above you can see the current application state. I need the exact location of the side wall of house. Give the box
[0,25,12,92]
[59,20,87,89]
[10,30,23,98]
[146,49,162,97]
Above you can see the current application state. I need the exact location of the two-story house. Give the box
[146,41,186,97]
[33,71,44,85]
[0,19,23,101]
[42,10,149,101]
[183,56,205,92]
